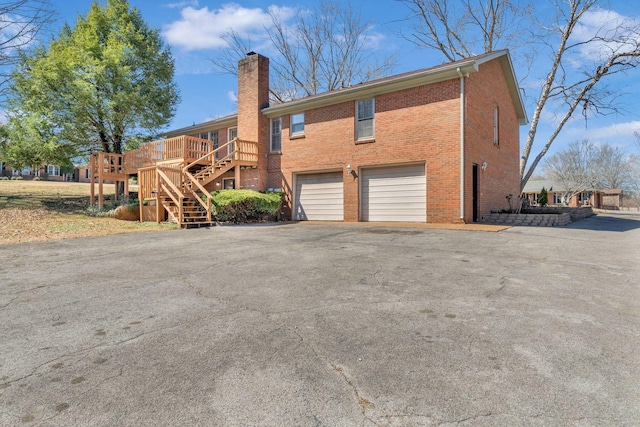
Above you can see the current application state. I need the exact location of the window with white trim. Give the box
[493,106,499,145]
[271,117,282,152]
[356,98,374,140]
[228,127,237,157]
[22,166,32,175]
[290,113,304,136]
[47,165,60,176]
[553,193,563,204]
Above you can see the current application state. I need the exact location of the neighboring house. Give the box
[522,179,621,209]
[0,164,70,181]
[91,50,527,225]
[74,165,92,183]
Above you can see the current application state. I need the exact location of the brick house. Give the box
[522,179,622,209]
[91,50,527,225]
[0,162,71,181]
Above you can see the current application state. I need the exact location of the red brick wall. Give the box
[267,80,463,222]
[464,58,521,220]
[237,54,269,191]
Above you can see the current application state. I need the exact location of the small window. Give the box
[223,178,235,189]
[85,168,90,179]
[356,99,374,140]
[493,106,499,145]
[290,113,305,136]
[47,165,60,176]
[271,117,282,152]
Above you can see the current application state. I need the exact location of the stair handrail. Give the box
[183,138,238,172]
[183,170,213,222]
[157,167,184,223]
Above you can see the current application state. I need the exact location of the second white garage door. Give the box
[361,164,426,222]
[294,172,344,221]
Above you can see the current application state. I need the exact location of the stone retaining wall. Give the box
[482,207,595,227]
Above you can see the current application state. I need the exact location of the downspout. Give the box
[456,67,466,220]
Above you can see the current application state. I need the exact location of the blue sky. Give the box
[49,1,640,160]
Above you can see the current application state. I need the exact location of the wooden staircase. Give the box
[138,138,258,227]
[159,194,211,226]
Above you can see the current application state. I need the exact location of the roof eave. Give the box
[262,61,481,118]
[161,114,238,138]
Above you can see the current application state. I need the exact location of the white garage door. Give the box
[294,172,344,221]
[361,164,426,222]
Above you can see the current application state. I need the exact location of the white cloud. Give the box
[0,13,38,52]
[227,91,237,102]
[163,3,295,51]
[164,1,199,9]
[570,8,640,63]
[360,32,386,50]
[566,120,640,140]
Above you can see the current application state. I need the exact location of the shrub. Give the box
[15,176,23,180]
[33,176,43,181]
[0,176,8,180]
[539,187,548,207]
[210,189,282,223]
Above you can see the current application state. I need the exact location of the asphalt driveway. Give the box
[1,214,639,426]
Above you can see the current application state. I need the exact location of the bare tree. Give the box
[398,0,527,61]
[594,144,638,192]
[544,139,640,203]
[212,2,396,103]
[399,0,640,191]
[543,139,599,204]
[0,0,54,93]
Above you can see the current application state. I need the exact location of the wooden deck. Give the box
[90,136,259,226]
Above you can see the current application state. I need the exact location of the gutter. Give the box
[456,67,466,220]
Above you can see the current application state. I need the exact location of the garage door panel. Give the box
[295,172,344,221]
[362,164,426,222]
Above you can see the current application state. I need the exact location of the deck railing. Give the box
[124,135,214,174]
[91,152,125,176]
[183,138,258,173]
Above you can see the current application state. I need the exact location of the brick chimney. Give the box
[237,52,269,190]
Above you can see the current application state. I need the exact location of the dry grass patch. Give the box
[0,180,177,245]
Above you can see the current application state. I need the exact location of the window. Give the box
[580,192,591,205]
[22,166,32,175]
[493,106,499,145]
[271,117,282,152]
[211,130,219,160]
[85,168,90,179]
[553,193,563,204]
[228,127,237,157]
[223,178,235,189]
[356,99,374,140]
[47,165,60,176]
[290,113,305,136]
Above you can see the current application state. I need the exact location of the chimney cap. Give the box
[246,51,256,56]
